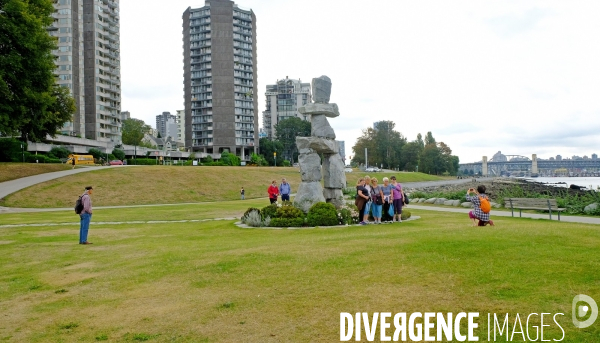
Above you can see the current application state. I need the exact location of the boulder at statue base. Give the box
[294,182,326,213]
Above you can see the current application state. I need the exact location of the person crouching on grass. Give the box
[466,185,494,226]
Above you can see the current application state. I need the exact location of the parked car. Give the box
[365,167,375,172]
[109,160,123,165]
[293,163,299,167]
[344,168,353,173]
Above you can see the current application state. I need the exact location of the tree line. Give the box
[351,121,460,175]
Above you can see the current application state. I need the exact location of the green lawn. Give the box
[0,205,599,342]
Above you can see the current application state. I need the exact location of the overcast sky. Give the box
[120,0,600,163]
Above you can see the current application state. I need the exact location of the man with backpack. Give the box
[466,185,494,226]
[78,186,94,244]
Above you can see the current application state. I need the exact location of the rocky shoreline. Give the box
[405,177,591,202]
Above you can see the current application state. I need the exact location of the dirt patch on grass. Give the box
[40,271,103,287]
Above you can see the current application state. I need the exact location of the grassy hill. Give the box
[0,163,75,183]
[0,166,444,208]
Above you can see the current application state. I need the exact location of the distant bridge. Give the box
[459,154,600,177]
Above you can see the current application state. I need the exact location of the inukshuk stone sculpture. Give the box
[293,76,346,213]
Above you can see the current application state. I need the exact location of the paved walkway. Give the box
[0,166,114,200]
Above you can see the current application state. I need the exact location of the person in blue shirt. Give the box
[279,178,291,202]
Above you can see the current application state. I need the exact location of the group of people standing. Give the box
[267,178,292,204]
[355,175,406,225]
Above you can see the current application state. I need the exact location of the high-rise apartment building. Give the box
[156,111,177,138]
[262,77,311,140]
[176,110,186,144]
[182,0,258,160]
[50,0,122,143]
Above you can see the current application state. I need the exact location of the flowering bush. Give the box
[337,204,360,225]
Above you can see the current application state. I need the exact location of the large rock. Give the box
[322,154,346,189]
[461,202,473,208]
[323,188,343,199]
[294,181,326,213]
[584,203,598,213]
[312,75,331,103]
[444,200,461,206]
[296,136,338,154]
[298,103,339,118]
[323,188,344,209]
[424,198,437,204]
[434,198,447,205]
[298,152,322,182]
[311,114,336,139]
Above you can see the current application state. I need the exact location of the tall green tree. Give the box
[400,142,421,171]
[274,117,311,163]
[121,118,150,146]
[259,137,283,166]
[0,0,75,141]
[424,131,436,146]
[351,121,406,169]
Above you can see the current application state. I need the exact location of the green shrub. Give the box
[88,148,104,160]
[126,158,156,165]
[270,217,305,227]
[49,146,70,159]
[282,160,290,167]
[242,207,261,221]
[260,204,278,220]
[27,155,46,163]
[274,206,304,219]
[401,210,412,220]
[47,158,61,164]
[112,148,125,160]
[307,202,338,227]
[0,138,25,162]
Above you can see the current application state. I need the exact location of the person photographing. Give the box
[466,185,494,226]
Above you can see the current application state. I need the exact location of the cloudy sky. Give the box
[120,0,600,163]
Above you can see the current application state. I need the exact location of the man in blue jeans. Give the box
[279,178,291,202]
[79,186,94,244]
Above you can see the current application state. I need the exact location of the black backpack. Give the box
[75,194,85,214]
[403,192,409,205]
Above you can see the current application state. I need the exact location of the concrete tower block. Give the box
[482,156,488,176]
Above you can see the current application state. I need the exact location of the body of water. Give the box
[522,177,600,190]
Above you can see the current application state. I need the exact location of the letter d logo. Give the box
[572,294,598,328]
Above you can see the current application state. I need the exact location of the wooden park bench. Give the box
[504,198,566,221]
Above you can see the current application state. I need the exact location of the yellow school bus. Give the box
[67,154,95,165]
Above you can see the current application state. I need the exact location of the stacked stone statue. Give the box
[293,76,346,213]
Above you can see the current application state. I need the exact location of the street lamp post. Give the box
[274,152,277,167]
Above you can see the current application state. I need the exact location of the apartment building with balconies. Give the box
[262,77,312,140]
[183,0,257,160]
[49,0,122,144]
